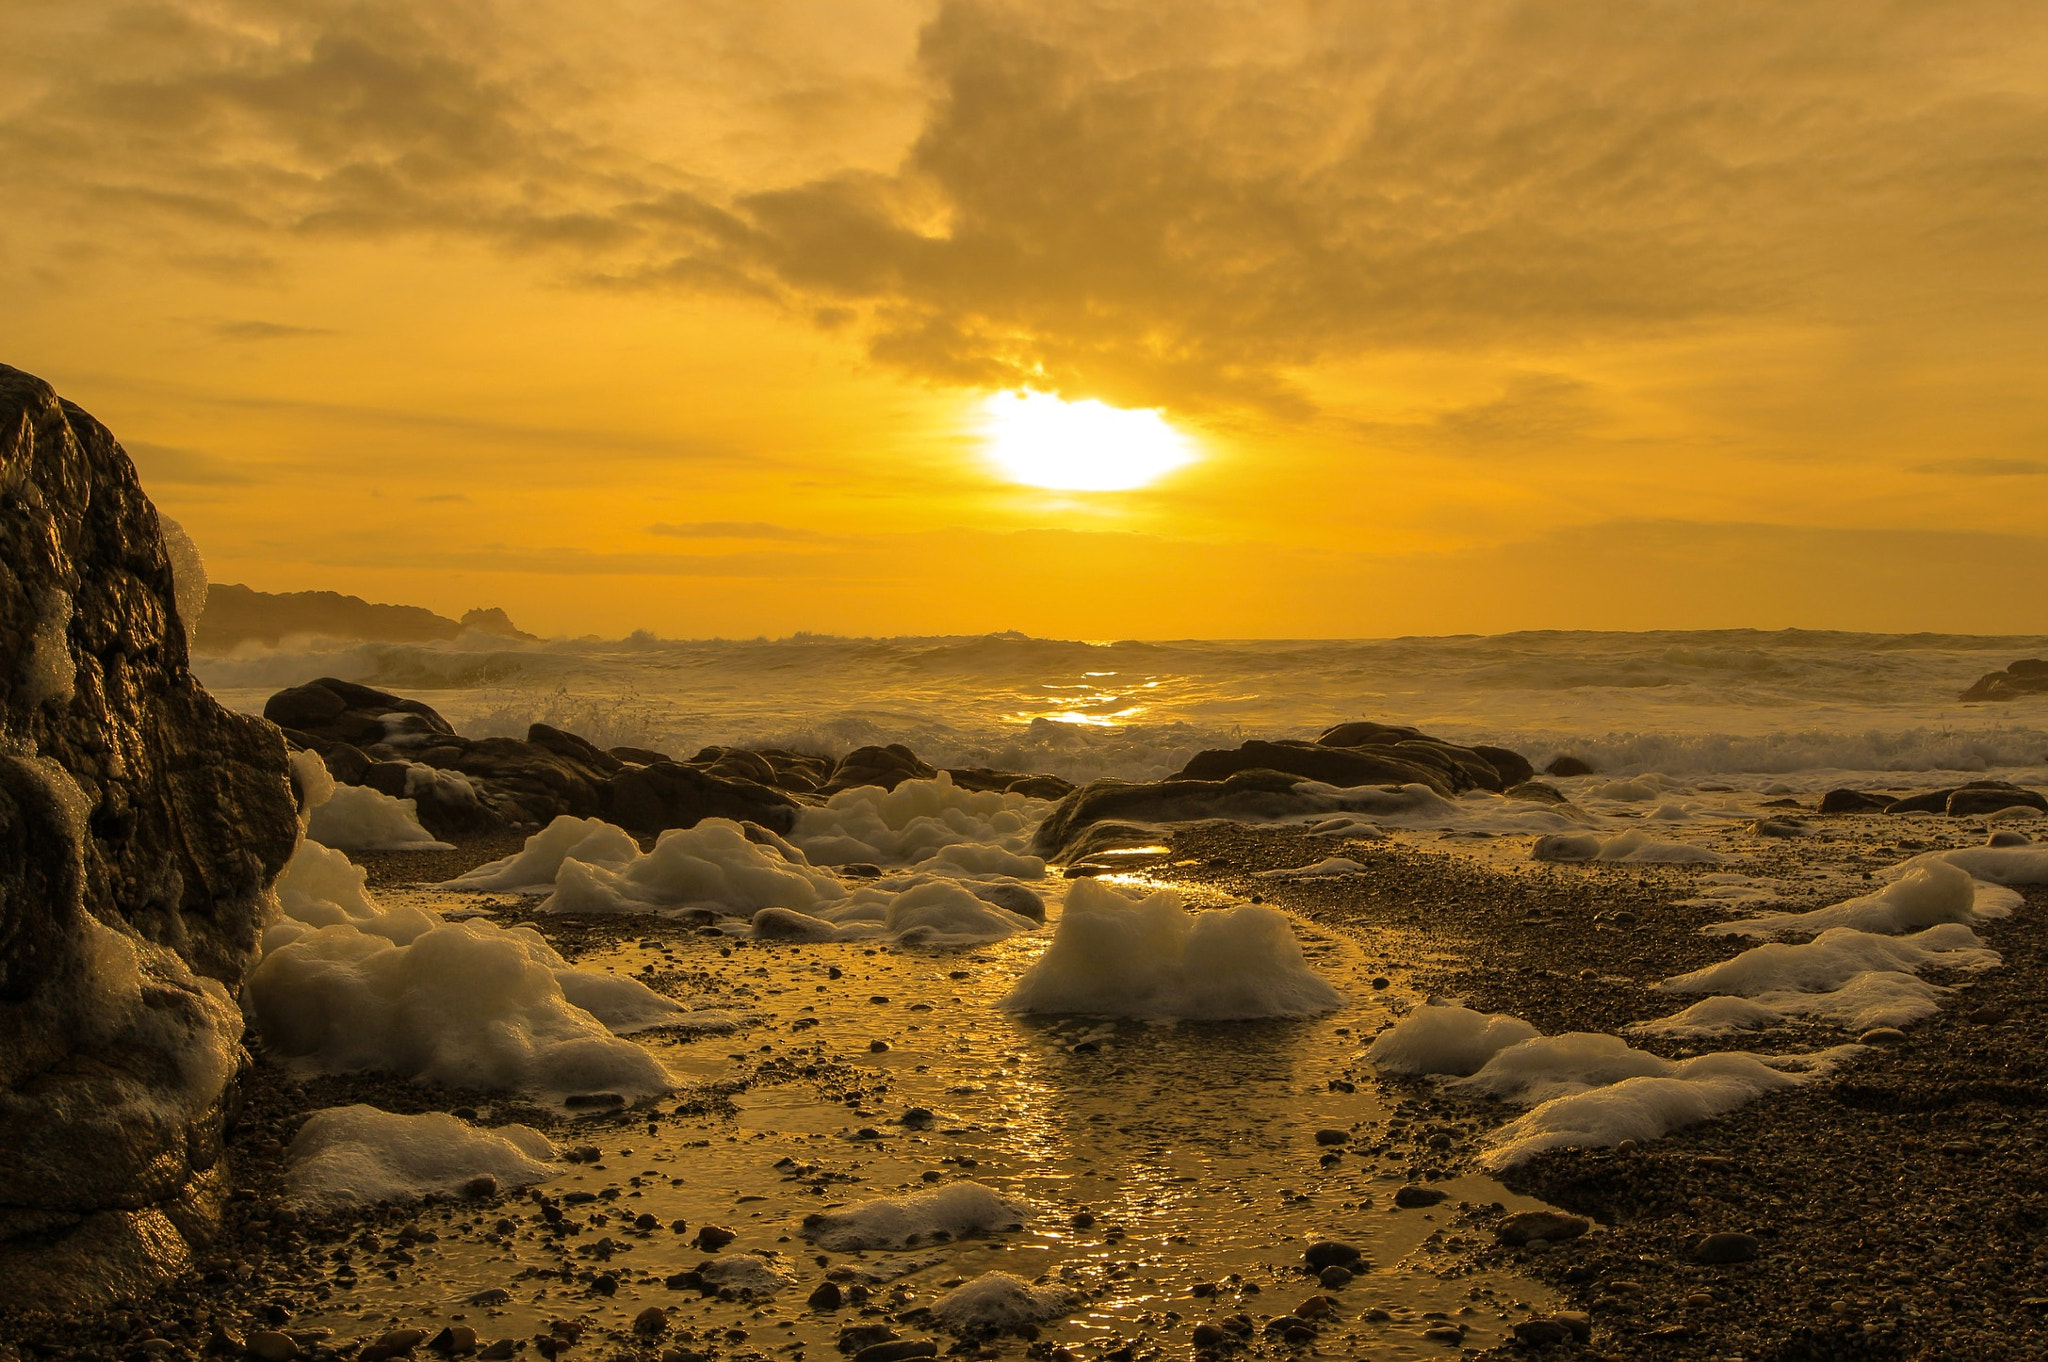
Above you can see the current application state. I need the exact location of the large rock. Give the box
[0,365,298,1306]
[1961,659,2048,702]
[1031,769,1452,859]
[1179,724,1533,795]
[610,761,801,835]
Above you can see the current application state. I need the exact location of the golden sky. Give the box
[8,0,2048,638]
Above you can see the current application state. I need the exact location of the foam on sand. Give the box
[931,1272,1079,1332]
[1659,924,1999,998]
[1253,856,1368,879]
[248,917,686,1097]
[1366,1003,1859,1167]
[1000,878,1341,1021]
[446,815,640,891]
[1911,844,2048,886]
[286,1105,555,1210]
[1532,829,1722,864]
[1481,1053,1854,1170]
[800,1182,1032,1251]
[538,818,847,915]
[793,773,1046,867]
[294,750,450,852]
[1363,1003,1542,1076]
[1704,859,2011,939]
[1628,971,1952,1037]
[252,839,721,1097]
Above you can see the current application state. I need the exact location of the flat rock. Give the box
[1496,1210,1590,1246]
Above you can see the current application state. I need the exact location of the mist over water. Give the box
[198,628,2048,786]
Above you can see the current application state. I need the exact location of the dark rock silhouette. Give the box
[193,583,533,652]
[1960,659,2048,702]
[266,681,1068,840]
[0,364,298,1307]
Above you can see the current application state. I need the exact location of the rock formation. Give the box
[193,583,535,653]
[1960,659,2048,702]
[0,364,299,1306]
[268,679,1074,841]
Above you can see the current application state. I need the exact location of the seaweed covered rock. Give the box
[1176,725,1533,795]
[0,364,298,1306]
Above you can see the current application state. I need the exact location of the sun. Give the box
[979,391,1196,491]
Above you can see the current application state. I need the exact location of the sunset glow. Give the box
[981,392,1196,491]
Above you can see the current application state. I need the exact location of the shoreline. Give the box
[4,816,2043,1361]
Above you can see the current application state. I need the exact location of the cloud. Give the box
[12,0,2048,418]
[124,440,253,486]
[647,521,829,542]
[204,318,338,341]
[1911,458,2048,477]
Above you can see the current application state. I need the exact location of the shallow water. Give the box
[295,887,1564,1356]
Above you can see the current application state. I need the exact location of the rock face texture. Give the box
[0,364,298,1306]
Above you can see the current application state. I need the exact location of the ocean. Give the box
[196,627,2048,791]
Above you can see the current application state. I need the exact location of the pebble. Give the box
[1317,1265,1354,1289]
[1303,1240,1365,1270]
[1393,1185,1448,1209]
[1495,1210,1589,1246]
[1512,1318,1573,1346]
[808,1282,845,1310]
[246,1334,299,1362]
[1313,1128,1349,1145]
[1422,1324,1466,1344]
[633,1308,669,1336]
[428,1326,478,1355]
[1191,1323,1229,1348]
[694,1224,737,1251]
[1693,1231,1760,1264]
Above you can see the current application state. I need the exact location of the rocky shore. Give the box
[1166,821,2048,1361]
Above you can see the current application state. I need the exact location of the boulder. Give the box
[943,767,1076,800]
[1885,782,2041,817]
[1312,724,1536,791]
[610,761,801,835]
[0,364,298,1306]
[819,743,938,795]
[1961,659,2048,702]
[1544,755,1597,777]
[1819,789,1894,815]
[1174,739,1456,794]
[263,677,457,752]
[1947,786,2048,818]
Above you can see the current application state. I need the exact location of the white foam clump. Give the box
[445,815,640,891]
[1704,860,2012,939]
[251,838,712,1097]
[286,1105,555,1210]
[1660,923,1998,998]
[1365,1001,1857,1168]
[539,818,847,915]
[1910,844,2048,886]
[1253,857,1367,880]
[1363,1004,1542,1076]
[757,879,1038,946]
[294,749,450,851]
[275,836,442,944]
[1482,1054,1851,1169]
[1000,878,1341,1021]
[1628,972,1952,1037]
[801,1182,1032,1251]
[793,773,1047,871]
[931,1272,1078,1332]
[1532,829,1722,864]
